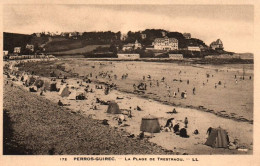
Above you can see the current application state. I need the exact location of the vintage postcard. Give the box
[0,0,259,166]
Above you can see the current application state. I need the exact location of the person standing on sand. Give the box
[193,87,196,95]
[133,84,136,90]
[173,91,177,98]
[184,117,188,128]
[128,107,132,118]
[168,90,171,97]
[157,80,159,87]
[58,100,63,107]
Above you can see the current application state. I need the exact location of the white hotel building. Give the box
[153,36,178,50]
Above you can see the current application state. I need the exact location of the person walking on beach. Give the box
[133,84,136,91]
[168,90,171,97]
[193,87,196,95]
[173,91,177,98]
[185,92,187,99]
[184,117,188,128]
[128,107,132,118]
[157,80,159,87]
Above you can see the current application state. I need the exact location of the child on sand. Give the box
[58,100,63,106]
[184,117,188,128]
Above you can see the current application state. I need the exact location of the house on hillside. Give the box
[120,34,128,41]
[26,44,34,52]
[188,46,201,52]
[14,47,21,53]
[69,32,78,39]
[183,33,191,39]
[141,33,147,39]
[35,33,41,37]
[161,31,167,37]
[210,39,224,50]
[122,40,142,51]
[153,36,178,51]
[3,50,9,56]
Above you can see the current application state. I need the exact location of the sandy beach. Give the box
[4,59,253,154]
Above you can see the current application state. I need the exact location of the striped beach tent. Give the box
[140,115,160,133]
[205,127,229,148]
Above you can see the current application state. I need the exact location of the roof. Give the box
[154,37,178,43]
[123,43,134,47]
[210,39,223,46]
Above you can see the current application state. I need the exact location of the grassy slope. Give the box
[3,32,32,52]
[3,83,171,155]
[50,45,110,55]
[45,38,83,52]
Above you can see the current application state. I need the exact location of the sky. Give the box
[3,4,254,53]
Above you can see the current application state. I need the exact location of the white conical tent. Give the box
[67,91,77,100]
[59,85,71,97]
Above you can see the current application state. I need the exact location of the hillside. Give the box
[4,32,32,53]
[50,44,110,55]
[44,38,84,52]
[234,53,254,59]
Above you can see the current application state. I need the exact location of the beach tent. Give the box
[59,85,71,97]
[34,78,45,88]
[25,76,36,86]
[107,101,121,114]
[44,81,57,91]
[140,115,160,133]
[67,91,77,100]
[22,74,28,82]
[205,127,229,148]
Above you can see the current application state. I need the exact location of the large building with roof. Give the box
[210,39,224,50]
[122,40,142,51]
[153,36,178,51]
[183,33,191,39]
